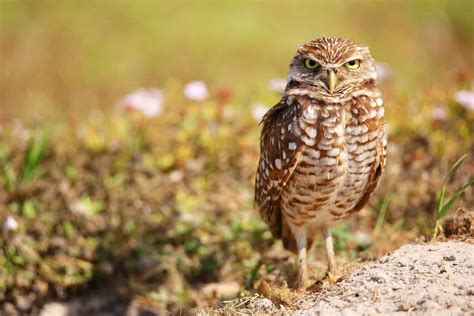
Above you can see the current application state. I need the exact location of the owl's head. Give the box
[287,37,377,100]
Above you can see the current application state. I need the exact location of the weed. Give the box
[20,129,50,184]
[432,154,474,240]
[374,196,391,237]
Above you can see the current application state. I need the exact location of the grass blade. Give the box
[436,178,474,220]
[20,129,50,183]
[437,184,446,215]
[436,155,467,217]
[374,196,390,237]
[443,154,468,183]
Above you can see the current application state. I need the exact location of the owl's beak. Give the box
[328,70,338,94]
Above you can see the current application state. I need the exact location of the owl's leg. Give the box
[324,228,337,284]
[324,228,336,272]
[293,227,309,289]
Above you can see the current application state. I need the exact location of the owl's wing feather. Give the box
[254,98,304,240]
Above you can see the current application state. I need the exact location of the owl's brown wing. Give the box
[254,98,304,239]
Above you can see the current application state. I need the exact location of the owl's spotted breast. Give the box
[255,91,385,243]
[281,94,385,227]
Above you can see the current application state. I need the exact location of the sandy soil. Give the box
[245,241,474,315]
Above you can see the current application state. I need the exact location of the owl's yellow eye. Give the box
[304,58,319,70]
[345,59,360,70]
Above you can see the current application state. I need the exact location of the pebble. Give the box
[443,255,456,262]
[39,302,68,316]
[2,303,19,316]
[250,298,275,310]
[15,293,36,311]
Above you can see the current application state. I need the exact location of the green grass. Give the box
[20,129,49,183]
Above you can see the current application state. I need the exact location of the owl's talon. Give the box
[325,271,337,284]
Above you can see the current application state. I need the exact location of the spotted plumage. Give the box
[255,37,386,288]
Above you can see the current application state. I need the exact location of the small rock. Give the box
[392,284,402,290]
[15,274,32,288]
[422,300,440,311]
[250,298,275,310]
[439,265,447,274]
[399,302,411,311]
[39,302,68,316]
[33,280,49,298]
[396,261,406,267]
[443,255,456,262]
[2,303,19,316]
[369,272,387,284]
[15,293,36,311]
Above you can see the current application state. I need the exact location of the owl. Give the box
[255,37,386,289]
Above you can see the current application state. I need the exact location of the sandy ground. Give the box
[244,241,474,315]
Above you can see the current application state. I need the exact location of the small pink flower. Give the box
[183,80,209,101]
[168,170,184,183]
[252,103,269,122]
[268,78,287,93]
[375,62,392,82]
[119,88,164,117]
[3,216,18,233]
[431,106,447,121]
[13,120,30,144]
[454,90,474,111]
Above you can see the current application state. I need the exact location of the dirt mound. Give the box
[222,241,474,315]
[294,241,474,315]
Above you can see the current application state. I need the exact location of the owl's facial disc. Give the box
[286,37,377,100]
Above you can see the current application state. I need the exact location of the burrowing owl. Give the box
[255,37,386,289]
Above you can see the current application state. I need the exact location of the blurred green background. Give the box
[1,0,472,119]
[0,1,473,315]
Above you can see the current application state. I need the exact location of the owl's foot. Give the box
[293,227,309,290]
[293,270,310,290]
[325,271,337,284]
[324,228,337,273]
[293,252,309,289]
